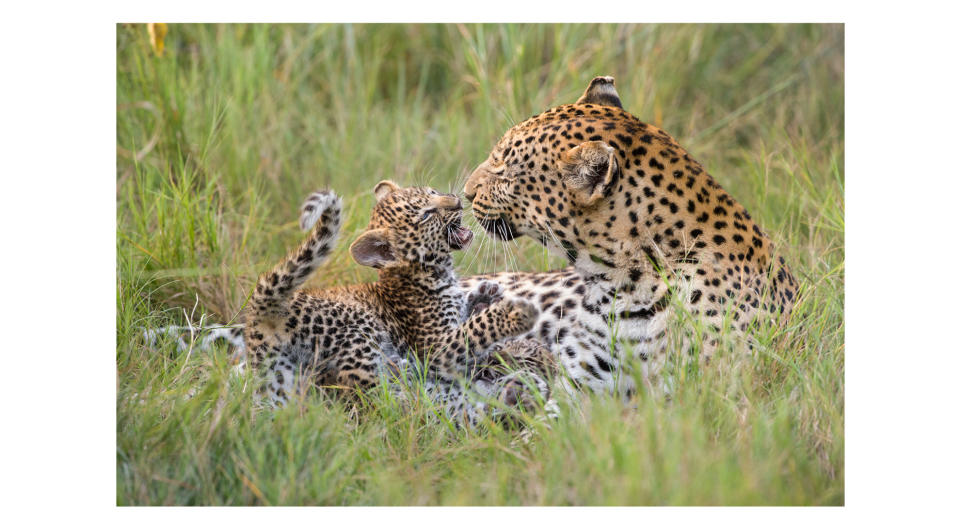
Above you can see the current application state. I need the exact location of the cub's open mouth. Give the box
[447,217,473,250]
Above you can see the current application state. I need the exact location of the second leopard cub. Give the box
[245,180,541,418]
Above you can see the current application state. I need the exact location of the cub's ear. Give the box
[559,141,619,207]
[575,76,622,108]
[350,228,396,268]
[373,180,401,202]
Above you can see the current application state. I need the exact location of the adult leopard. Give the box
[462,76,799,393]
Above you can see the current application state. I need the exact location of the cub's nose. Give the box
[446,194,463,211]
[432,194,462,211]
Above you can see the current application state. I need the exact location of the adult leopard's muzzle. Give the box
[463,162,495,204]
[476,215,519,241]
[464,165,521,241]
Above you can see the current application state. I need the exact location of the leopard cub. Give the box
[245,181,541,423]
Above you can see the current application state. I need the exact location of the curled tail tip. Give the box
[299,189,342,231]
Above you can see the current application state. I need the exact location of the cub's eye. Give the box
[419,208,437,223]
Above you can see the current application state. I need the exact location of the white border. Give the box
[5,0,960,521]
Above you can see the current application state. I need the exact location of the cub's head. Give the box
[350,180,473,269]
[464,76,640,262]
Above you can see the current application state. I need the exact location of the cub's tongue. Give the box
[449,226,474,250]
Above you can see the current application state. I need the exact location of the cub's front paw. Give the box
[497,372,549,411]
[467,280,503,316]
[501,298,538,335]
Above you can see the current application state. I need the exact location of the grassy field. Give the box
[116,23,844,505]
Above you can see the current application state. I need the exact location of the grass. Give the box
[116,23,844,505]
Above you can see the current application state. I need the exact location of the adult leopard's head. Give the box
[464,76,738,275]
[465,77,644,262]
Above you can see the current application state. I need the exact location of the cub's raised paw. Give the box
[467,280,503,316]
[299,189,341,231]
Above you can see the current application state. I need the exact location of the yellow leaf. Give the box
[147,23,168,57]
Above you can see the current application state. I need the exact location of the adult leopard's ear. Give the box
[373,180,401,202]
[559,141,619,207]
[575,76,622,108]
[350,228,396,268]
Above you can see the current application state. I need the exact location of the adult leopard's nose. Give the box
[463,177,478,203]
[464,165,491,203]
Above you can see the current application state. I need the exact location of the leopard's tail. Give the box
[249,190,342,322]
